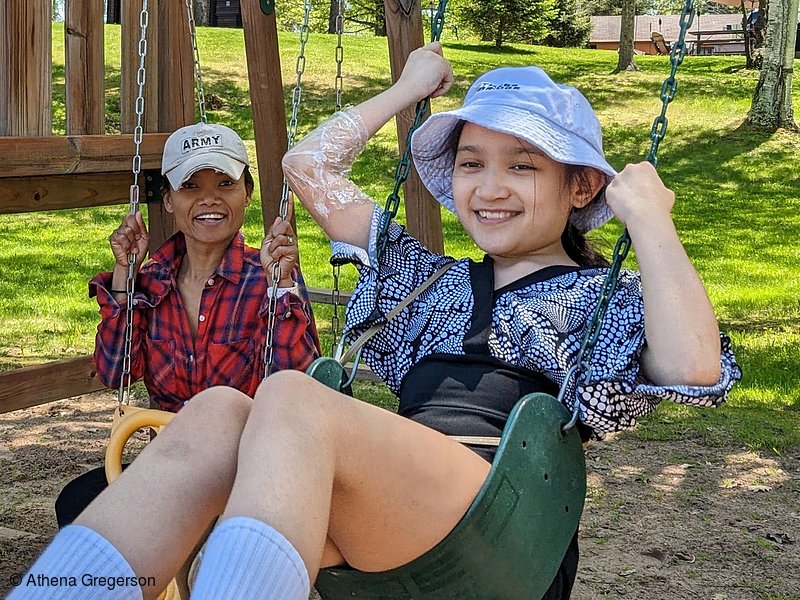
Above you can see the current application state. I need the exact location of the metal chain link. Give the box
[185,0,208,123]
[330,0,346,353]
[375,0,449,262]
[119,0,151,406]
[334,0,345,112]
[562,0,695,431]
[264,0,313,377]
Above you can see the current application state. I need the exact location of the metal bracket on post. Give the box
[260,0,275,15]
[143,169,163,204]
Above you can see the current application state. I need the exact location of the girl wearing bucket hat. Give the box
[10,47,739,600]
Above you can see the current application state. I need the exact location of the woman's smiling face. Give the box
[163,168,250,247]
[451,122,576,261]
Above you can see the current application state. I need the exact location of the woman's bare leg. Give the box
[221,370,491,582]
[74,386,252,599]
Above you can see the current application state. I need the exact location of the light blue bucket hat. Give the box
[411,66,617,232]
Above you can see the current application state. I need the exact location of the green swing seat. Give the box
[312,387,587,599]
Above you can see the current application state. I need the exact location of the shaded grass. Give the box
[1,24,798,451]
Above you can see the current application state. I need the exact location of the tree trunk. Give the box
[495,17,504,48]
[374,0,386,36]
[614,0,639,72]
[193,0,211,27]
[754,0,768,49]
[328,0,338,34]
[748,0,799,129]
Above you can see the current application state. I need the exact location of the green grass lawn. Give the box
[1,23,798,452]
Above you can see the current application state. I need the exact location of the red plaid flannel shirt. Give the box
[90,232,320,412]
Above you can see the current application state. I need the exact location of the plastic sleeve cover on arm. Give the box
[282,107,374,223]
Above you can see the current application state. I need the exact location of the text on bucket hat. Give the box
[162,122,250,191]
[410,66,617,232]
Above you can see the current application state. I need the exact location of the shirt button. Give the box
[207,278,215,286]
[199,315,206,322]
[283,311,292,319]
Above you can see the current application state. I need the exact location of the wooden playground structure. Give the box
[0,0,444,416]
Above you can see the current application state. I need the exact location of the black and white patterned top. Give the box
[333,207,741,436]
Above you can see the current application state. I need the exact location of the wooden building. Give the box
[105,1,242,28]
[212,0,243,28]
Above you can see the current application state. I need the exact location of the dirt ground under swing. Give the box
[1,392,798,599]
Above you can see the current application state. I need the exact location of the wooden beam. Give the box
[0,133,168,178]
[65,0,105,135]
[307,287,353,304]
[0,0,52,136]
[0,172,148,214]
[241,2,290,235]
[384,0,443,255]
[0,344,378,415]
[0,356,104,415]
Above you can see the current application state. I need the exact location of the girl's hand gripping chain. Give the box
[109,212,150,273]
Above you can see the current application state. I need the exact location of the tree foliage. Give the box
[275,0,330,33]
[450,0,558,48]
[582,0,692,15]
[542,0,593,47]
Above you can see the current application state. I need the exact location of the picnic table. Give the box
[693,29,747,55]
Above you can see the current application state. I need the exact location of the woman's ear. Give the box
[572,168,606,209]
[162,189,174,214]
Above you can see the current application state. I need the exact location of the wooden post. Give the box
[146,0,195,251]
[384,0,443,254]
[0,0,52,136]
[65,0,105,134]
[121,0,159,133]
[241,2,290,234]
[157,1,195,132]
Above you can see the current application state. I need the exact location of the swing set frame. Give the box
[0,0,441,416]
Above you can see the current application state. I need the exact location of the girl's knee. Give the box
[181,385,253,424]
[251,371,337,430]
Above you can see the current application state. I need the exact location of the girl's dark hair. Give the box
[160,165,255,197]
[562,164,609,267]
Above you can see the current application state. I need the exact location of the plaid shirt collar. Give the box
[141,231,247,305]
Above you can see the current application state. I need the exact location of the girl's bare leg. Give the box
[222,370,491,582]
[74,386,252,599]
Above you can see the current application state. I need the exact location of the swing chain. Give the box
[646,0,693,167]
[264,0,313,377]
[119,0,151,405]
[563,0,695,431]
[331,263,342,353]
[375,0,449,262]
[329,0,347,352]
[185,0,208,124]
[334,0,345,113]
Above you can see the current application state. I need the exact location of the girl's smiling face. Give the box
[163,168,250,247]
[452,122,592,264]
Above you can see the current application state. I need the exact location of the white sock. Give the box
[6,525,143,600]
[189,516,310,600]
